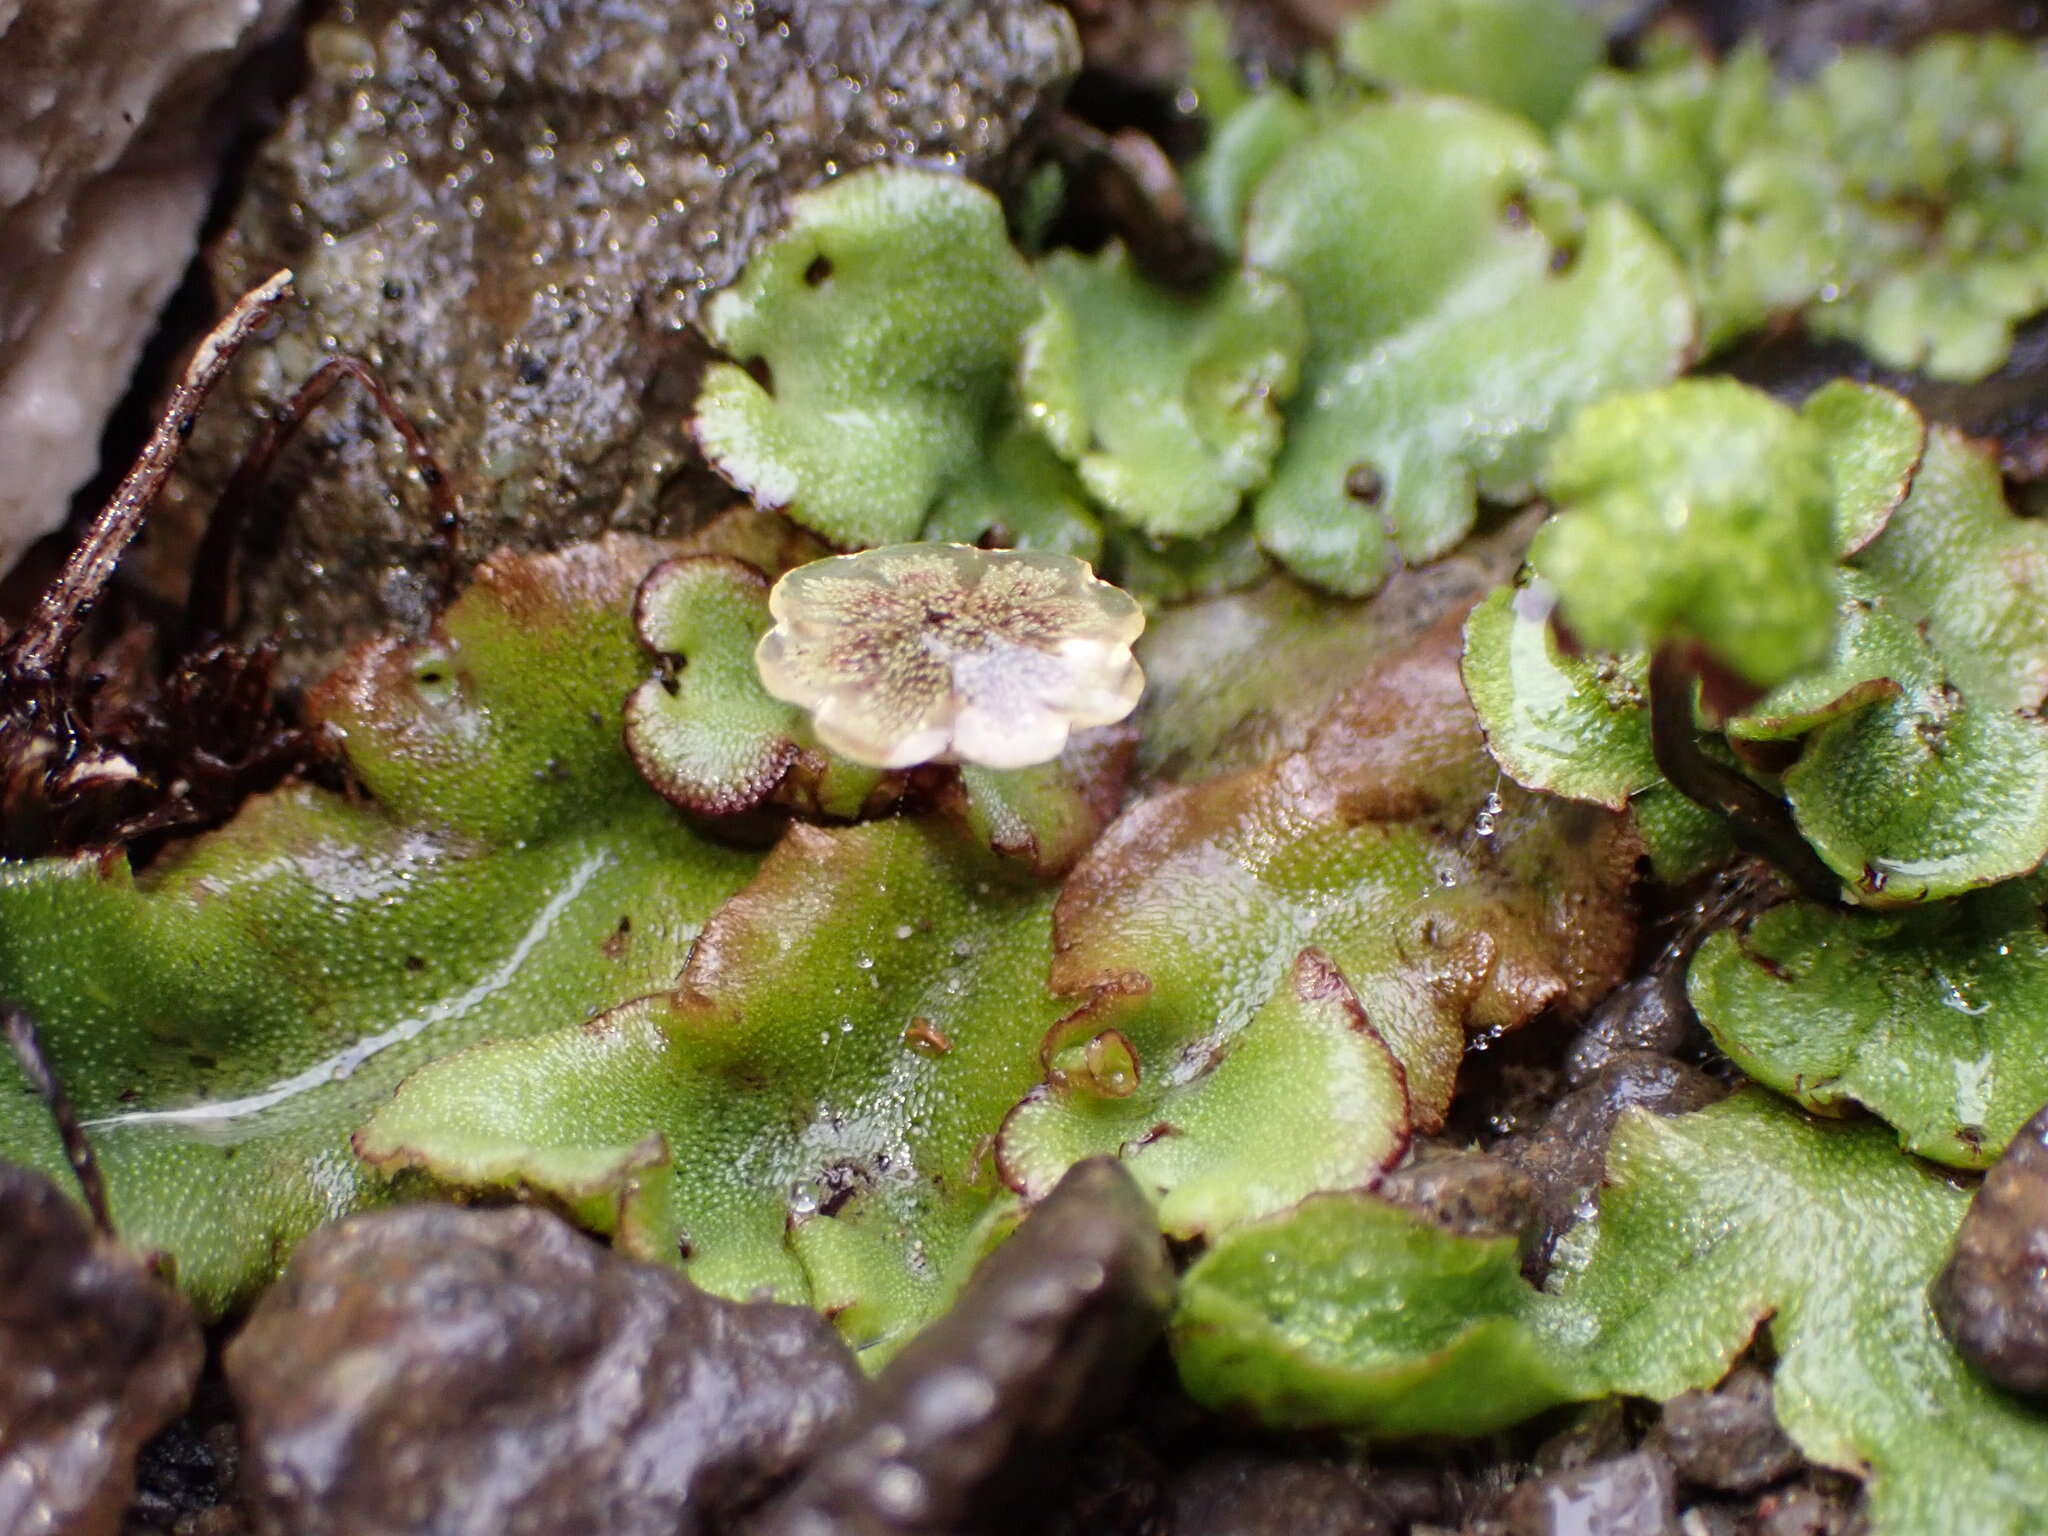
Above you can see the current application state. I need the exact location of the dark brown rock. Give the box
[1931,1100,2048,1397]
[1501,1053,1727,1271]
[1562,972,1696,1087]
[223,1202,863,1536]
[1166,1453,1394,1536]
[1500,1452,1681,1536]
[1648,1365,1801,1494]
[748,1157,1174,1536]
[0,1161,202,1536]
[157,0,1080,680]
[1374,1142,1540,1240]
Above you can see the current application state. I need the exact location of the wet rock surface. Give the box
[1932,1101,2048,1397]
[1018,1378,1845,1536]
[222,1201,863,1536]
[1562,971,1699,1087]
[0,1161,203,1536]
[1501,1052,1727,1272]
[1499,1451,1681,1536]
[748,1157,1174,1536]
[1375,1142,1541,1241]
[1648,1365,1802,1494]
[155,0,1079,681]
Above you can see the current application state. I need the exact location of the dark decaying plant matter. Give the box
[0,270,467,863]
[0,272,302,857]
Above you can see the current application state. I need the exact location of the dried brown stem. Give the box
[185,354,461,644]
[1,270,295,682]
[3,1005,112,1236]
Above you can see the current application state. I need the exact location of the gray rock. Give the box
[1932,1100,2048,1397]
[749,1157,1174,1536]
[223,1201,863,1536]
[1500,1452,1681,1536]
[0,0,294,571]
[0,1161,202,1536]
[154,0,1080,680]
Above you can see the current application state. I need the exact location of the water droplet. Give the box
[788,1181,820,1215]
[894,923,915,940]
[1473,790,1502,838]
[855,953,874,970]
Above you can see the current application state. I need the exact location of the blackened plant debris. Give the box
[0,622,321,862]
[79,639,321,854]
[1039,112,1223,289]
